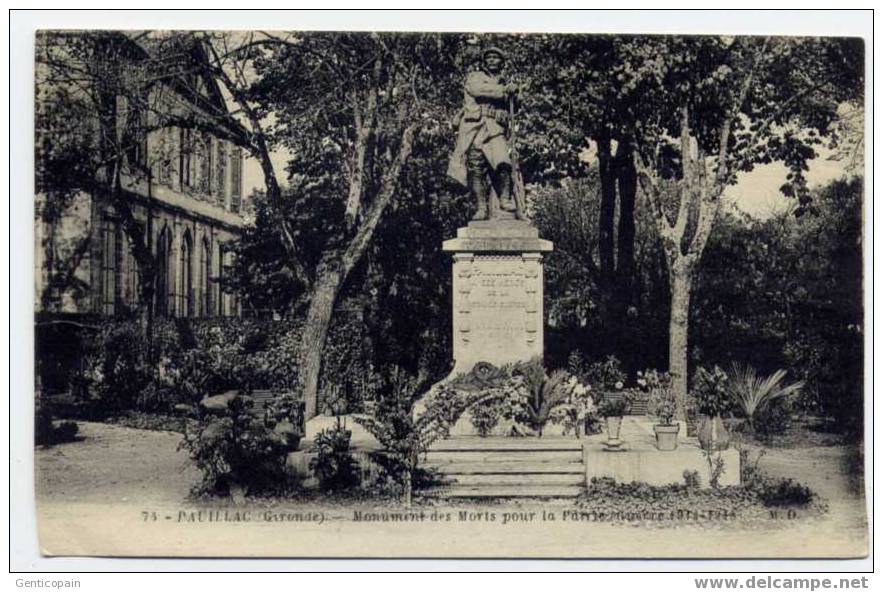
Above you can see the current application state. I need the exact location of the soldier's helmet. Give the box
[482,46,506,62]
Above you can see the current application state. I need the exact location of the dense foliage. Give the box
[179,395,296,497]
[309,421,361,492]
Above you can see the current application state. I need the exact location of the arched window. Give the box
[180,229,193,317]
[200,237,212,317]
[215,141,227,207]
[125,234,139,309]
[155,226,173,317]
[98,215,122,316]
[217,244,230,317]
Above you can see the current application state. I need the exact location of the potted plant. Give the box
[598,397,629,449]
[549,374,595,438]
[641,370,679,451]
[693,366,731,451]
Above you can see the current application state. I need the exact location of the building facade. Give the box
[35,34,246,321]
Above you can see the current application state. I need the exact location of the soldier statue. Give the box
[447,46,523,221]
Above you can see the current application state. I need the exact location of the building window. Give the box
[99,216,119,316]
[119,96,147,171]
[180,230,193,317]
[200,237,212,317]
[195,133,212,196]
[125,236,139,309]
[158,126,176,186]
[113,225,124,311]
[156,226,173,317]
[179,128,192,189]
[215,141,227,207]
[230,147,242,213]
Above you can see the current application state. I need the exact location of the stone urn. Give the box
[653,423,680,451]
[604,415,623,449]
[697,415,730,451]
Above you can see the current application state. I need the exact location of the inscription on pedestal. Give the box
[451,254,545,372]
[444,220,553,373]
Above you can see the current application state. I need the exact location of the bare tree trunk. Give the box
[404,466,413,508]
[299,121,418,420]
[298,258,344,420]
[615,141,637,303]
[597,132,616,283]
[668,260,692,420]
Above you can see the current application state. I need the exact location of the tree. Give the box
[194,32,464,419]
[512,35,641,310]
[531,174,669,372]
[620,35,863,416]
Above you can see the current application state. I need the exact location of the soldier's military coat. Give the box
[446,69,513,187]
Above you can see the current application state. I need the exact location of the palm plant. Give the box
[727,364,804,431]
[514,358,572,437]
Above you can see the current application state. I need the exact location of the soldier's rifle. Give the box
[507,91,528,221]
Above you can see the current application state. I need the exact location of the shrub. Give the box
[548,374,596,438]
[752,396,793,438]
[469,396,507,437]
[54,420,79,442]
[309,420,361,492]
[576,474,821,526]
[512,358,573,437]
[567,352,626,402]
[105,411,186,433]
[179,395,294,498]
[753,477,815,507]
[639,369,675,425]
[81,321,154,411]
[739,447,816,507]
[35,401,79,446]
[693,365,731,417]
[56,318,306,419]
[355,364,511,506]
[318,313,383,415]
[727,364,803,432]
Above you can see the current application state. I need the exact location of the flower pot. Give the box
[653,423,680,451]
[697,415,730,451]
[686,416,699,437]
[605,415,623,449]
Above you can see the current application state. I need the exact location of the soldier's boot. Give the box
[467,149,490,220]
[472,188,489,220]
[494,164,516,212]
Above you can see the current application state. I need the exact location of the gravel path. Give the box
[36,421,199,505]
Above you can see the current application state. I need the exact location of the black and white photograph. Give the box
[19,11,870,562]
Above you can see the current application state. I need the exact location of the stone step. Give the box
[437,472,585,487]
[425,450,583,464]
[430,437,583,452]
[421,484,583,498]
[423,461,584,475]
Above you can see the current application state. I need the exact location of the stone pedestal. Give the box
[443,219,553,373]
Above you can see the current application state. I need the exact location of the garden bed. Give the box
[572,477,828,530]
[103,411,189,434]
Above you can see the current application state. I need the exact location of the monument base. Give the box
[442,219,553,373]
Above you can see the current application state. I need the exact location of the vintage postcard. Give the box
[32,26,868,558]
